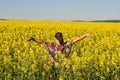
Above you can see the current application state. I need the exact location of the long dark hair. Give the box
[55,32,64,45]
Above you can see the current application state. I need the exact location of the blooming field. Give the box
[0,20,120,80]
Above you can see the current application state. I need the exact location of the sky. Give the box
[0,0,120,21]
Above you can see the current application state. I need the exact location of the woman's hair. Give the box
[55,32,64,45]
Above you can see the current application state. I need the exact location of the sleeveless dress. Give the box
[43,41,74,60]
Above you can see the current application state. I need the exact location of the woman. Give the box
[27,32,93,62]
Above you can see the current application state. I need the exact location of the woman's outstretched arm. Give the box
[70,33,94,44]
[27,37,44,44]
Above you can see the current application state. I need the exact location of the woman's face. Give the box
[55,32,64,45]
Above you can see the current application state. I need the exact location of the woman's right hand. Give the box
[86,33,94,38]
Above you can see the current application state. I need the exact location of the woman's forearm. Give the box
[34,39,43,44]
[72,34,87,44]
[71,33,93,44]
[27,37,43,44]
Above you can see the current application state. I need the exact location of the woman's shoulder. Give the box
[44,41,56,45]
[64,41,73,46]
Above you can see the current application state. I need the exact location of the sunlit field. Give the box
[0,20,120,80]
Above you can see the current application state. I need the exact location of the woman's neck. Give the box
[57,41,64,46]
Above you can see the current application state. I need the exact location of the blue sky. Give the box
[0,0,120,21]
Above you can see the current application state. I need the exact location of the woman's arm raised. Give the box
[70,33,94,44]
[27,37,44,44]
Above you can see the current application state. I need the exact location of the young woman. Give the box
[27,32,93,62]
